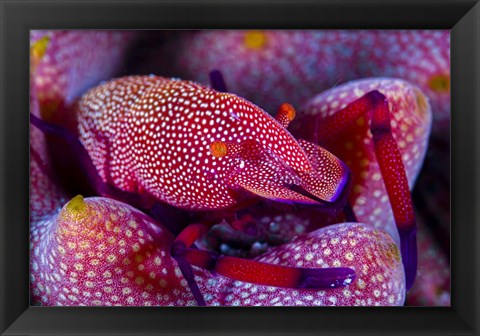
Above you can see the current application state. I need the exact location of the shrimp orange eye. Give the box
[210,141,228,158]
[428,74,450,92]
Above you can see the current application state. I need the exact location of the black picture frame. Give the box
[1,0,479,335]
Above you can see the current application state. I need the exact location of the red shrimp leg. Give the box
[170,222,356,302]
[317,90,417,289]
[169,213,259,305]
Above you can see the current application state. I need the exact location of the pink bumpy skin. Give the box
[295,78,432,245]
[30,196,405,306]
[154,30,449,129]
[30,196,208,306]
[358,31,450,130]
[30,49,68,223]
[30,119,68,222]
[207,222,405,306]
[30,30,137,121]
[153,30,344,114]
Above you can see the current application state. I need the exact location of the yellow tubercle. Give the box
[30,35,56,120]
[413,88,431,123]
[387,243,401,263]
[428,74,450,93]
[31,35,50,60]
[65,195,87,214]
[30,35,50,71]
[244,30,267,49]
[59,194,93,227]
[59,195,109,238]
[380,241,401,268]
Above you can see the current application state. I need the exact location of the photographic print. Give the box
[29,29,450,307]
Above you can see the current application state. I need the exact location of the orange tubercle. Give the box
[276,103,296,128]
[279,103,296,121]
[244,30,267,49]
[428,74,450,93]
